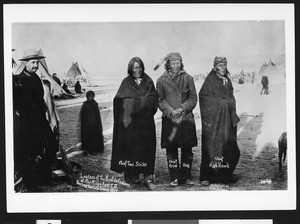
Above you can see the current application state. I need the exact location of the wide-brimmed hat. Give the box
[19,48,45,61]
[154,52,182,71]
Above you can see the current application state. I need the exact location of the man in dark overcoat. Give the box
[14,49,51,191]
[155,52,198,187]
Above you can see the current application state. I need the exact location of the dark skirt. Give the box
[81,125,104,153]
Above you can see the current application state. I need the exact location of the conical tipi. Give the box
[258,59,285,84]
[65,62,89,87]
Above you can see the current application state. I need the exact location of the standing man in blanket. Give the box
[111,57,158,190]
[199,57,240,186]
[155,52,198,187]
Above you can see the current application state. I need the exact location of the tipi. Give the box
[258,59,285,84]
[14,49,67,98]
[12,49,18,73]
[275,44,286,77]
[12,57,18,74]
[65,62,89,87]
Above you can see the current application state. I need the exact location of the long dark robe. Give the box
[80,100,104,153]
[110,73,158,174]
[75,82,83,93]
[199,70,240,182]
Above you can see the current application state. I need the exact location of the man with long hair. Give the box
[111,57,158,190]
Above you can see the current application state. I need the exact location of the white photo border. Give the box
[4,4,296,212]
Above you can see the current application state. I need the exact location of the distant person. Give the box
[110,57,158,190]
[251,72,255,84]
[238,76,244,84]
[155,52,198,187]
[80,90,104,155]
[14,49,51,191]
[240,70,244,76]
[52,73,61,86]
[199,56,240,186]
[75,80,83,93]
[62,81,72,94]
[39,79,60,186]
[260,75,269,95]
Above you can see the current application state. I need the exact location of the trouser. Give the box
[14,114,50,191]
[261,86,269,95]
[166,147,193,181]
[21,135,45,190]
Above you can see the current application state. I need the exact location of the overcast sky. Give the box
[12,21,285,78]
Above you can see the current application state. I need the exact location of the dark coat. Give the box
[199,70,240,182]
[156,70,197,148]
[110,73,158,174]
[75,82,82,93]
[261,75,269,88]
[16,69,47,122]
[14,69,50,161]
[80,100,104,153]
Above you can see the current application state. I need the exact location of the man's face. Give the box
[26,59,39,73]
[170,60,181,74]
[215,63,227,76]
[132,62,142,78]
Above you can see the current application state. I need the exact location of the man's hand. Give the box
[170,107,184,119]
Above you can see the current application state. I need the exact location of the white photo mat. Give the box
[4,4,295,212]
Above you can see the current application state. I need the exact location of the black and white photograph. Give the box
[4,4,295,212]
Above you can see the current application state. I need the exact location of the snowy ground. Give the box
[44,79,287,192]
[56,80,287,159]
[233,82,286,157]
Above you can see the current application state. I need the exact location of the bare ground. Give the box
[41,100,287,192]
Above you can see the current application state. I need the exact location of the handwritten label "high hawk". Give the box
[209,157,230,169]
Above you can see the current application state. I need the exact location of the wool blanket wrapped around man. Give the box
[111,73,158,175]
[199,69,240,183]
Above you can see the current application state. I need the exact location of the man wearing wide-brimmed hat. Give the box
[155,52,198,187]
[14,49,51,192]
